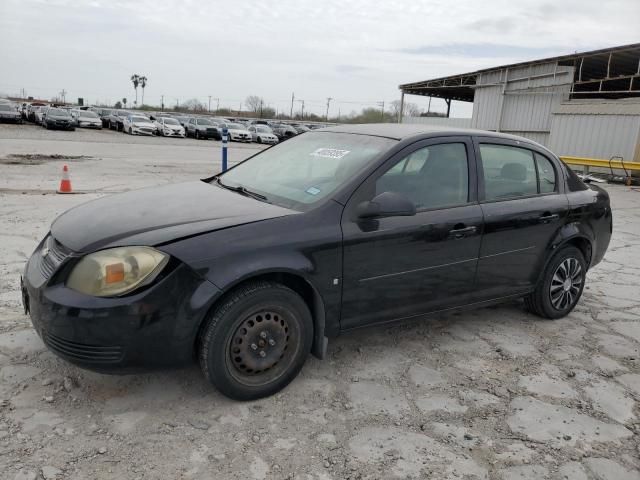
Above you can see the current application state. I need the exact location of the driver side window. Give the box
[375,143,469,210]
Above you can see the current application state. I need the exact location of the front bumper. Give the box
[229,133,252,142]
[22,236,221,373]
[131,126,156,135]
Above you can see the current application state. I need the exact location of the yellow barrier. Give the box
[560,156,640,172]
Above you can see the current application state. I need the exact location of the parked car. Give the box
[108,110,131,131]
[70,110,102,129]
[290,124,310,134]
[154,117,185,137]
[21,125,612,401]
[33,106,46,125]
[0,103,22,123]
[93,108,113,128]
[220,122,252,142]
[185,117,221,140]
[122,114,156,135]
[270,123,298,141]
[248,125,279,144]
[175,116,192,128]
[43,108,75,130]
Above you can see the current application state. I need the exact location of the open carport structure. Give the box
[398,43,640,163]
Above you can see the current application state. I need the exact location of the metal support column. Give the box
[398,91,405,123]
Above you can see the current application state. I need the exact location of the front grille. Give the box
[38,236,73,280]
[44,332,124,364]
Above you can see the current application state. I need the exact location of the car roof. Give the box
[321,123,535,143]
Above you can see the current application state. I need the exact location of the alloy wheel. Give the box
[549,257,583,311]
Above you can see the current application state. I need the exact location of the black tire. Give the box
[199,281,313,400]
[128,127,132,135]
[525,246,586,319]
[195,130,200,140]
[257,137,262,144]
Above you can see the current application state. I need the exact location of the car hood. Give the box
[51,181,296,253]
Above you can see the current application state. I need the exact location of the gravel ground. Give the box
[0,124,639,480]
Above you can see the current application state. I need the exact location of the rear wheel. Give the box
[525,246,586,319]
[199,281,313,400]
[128,127,133,135]
[257,137,262,144]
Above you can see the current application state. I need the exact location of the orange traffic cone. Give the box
[57,164,73,194]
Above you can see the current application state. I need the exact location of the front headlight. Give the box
[66,246,169,297]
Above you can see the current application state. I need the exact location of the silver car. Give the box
[248,125,279,144]
[70,110,102,129]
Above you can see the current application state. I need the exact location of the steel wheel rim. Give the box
[226,307,300,387]
[549,257,582,311]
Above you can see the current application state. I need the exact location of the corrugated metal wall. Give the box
[470,62,574,145]
[403,116,472,128]
[549,113,640,162]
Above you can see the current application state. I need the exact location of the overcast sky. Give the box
[1,0,638,117]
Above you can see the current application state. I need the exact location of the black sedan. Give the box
[44,108,75,130]
[22,124,612,400]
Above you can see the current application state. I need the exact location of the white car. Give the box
[70,109,102,129]
[154,117,185,137]
[123,114,156,135]
[221,122,252,142]
[248,125,279,145]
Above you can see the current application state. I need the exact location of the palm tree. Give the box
[130,74,139,106]
[139,76,148,107]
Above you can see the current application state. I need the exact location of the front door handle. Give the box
[538,213,559,224]
[448,225,477,239]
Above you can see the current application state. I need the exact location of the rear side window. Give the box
[480,144,537,200]
[535,153,557,193]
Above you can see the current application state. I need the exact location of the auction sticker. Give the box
[310,148,350,159]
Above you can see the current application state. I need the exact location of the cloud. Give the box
[0,0,638,117]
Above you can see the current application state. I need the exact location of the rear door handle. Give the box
[448,226,477,239]
[538,213,559,223]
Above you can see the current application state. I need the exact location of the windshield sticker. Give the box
[306,186,321,196]
[310,148,350,159]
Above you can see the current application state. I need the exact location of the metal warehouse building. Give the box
[398,43,640,163]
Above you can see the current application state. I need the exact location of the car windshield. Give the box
[131,116,149,122]
[50,109,70,116]
[216,132,396,210]
[80,111,99,118]
[163,118,179,125]
[256,126,271,133]
[197,119,212,125]
[227,123,243,129]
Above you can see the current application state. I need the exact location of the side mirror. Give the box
[356,191,416,219]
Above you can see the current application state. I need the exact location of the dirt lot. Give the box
[1,124,639,480]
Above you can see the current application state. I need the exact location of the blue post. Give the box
[221,127,228,172]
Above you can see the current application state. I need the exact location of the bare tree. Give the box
[139,76,148,106]
[182,98,207,112]
[122,98,127,108]
[130,74,139,106]
[245,95,264,113]
[390,100,421,118]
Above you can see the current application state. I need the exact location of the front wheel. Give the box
[525,246,586,319]
[199,282,313,400]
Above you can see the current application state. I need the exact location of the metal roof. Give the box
[400,43,640,102]
[553,99,640,116]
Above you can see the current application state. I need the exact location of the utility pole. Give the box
[161,95,164,111]
[208,96,212,112]
[60,89,67,104]
[290,92,295,118]
[215,98,220,114]
[379,101,385,121]
[297,99,304,120]
[325,97,332,121]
